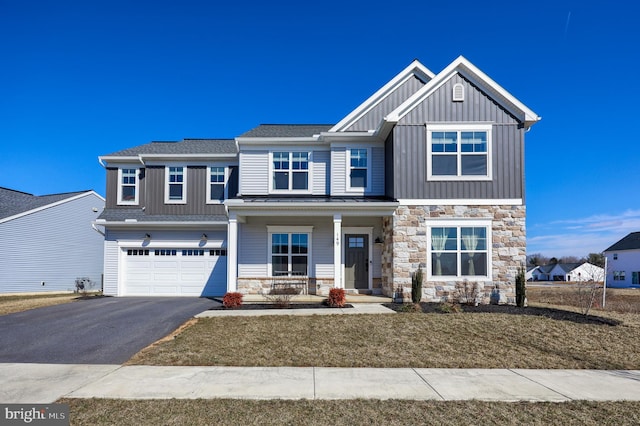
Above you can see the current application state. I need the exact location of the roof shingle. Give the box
[103,139,237,157]
[239,124,333,138]
[605,232,640,252]
[0,187,91,220]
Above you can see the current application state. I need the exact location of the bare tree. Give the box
[574,263,605,316]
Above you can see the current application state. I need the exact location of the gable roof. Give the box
[103,139,237,157]
[387,56,541,129]
[239,124,333,138]
[605,232,640,252]
[330,59,435,132]
[0,187,103,223]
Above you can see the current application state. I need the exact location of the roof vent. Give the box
[453,83,464,102]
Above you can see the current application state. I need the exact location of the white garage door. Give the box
[124,248,227,296]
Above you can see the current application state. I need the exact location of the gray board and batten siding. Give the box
[0,193,104,294]
[345,75,427,132]
[389,73,525,201]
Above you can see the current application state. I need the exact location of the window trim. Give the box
[117,167,140,205]
[426,219,492,281]
[346,147,372,193]
[164,165,187,204]
[206,166,228,204]
[268,151,312,194]
[426,123,492,181]
[267,225,313,276]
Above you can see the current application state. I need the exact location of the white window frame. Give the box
[206,166,227,204]
[267,225,313,276]
[268,151,312,194]
[117,167,140,205]
[346,147,372,192]
[165,165,187,204]
[426,219,492,281]
[426,123,492,181]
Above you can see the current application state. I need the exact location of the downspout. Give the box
[91,222,105,236]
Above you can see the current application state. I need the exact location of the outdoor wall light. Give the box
[144,233,151,239]
[201,233,208,240]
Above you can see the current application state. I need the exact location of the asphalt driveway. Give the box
[0,297,218,364]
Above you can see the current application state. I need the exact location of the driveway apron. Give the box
[0,297,217,364]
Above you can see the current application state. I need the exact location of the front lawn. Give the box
[61,399,640,426]
[128,306,640,369]
[0,293,78,316]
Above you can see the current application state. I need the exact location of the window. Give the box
[613,253,618,260]
[633,272,640,285]
[427,124,491,180]
[272,151,309,191]
[155,249,177,256]
[208,167,226,202]
[166,166,186,203]
[118,168,139,205]
[349,148,368,189]
[348,236,365,248]
[270,231,310,276]
[127,249,149,256]
[429,224,489,278]
[613,271,626,281]
[210,249,227,256]
[182,249,204,256]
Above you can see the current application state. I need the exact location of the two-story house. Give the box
[97,56,540,302]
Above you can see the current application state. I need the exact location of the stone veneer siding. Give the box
[237,278,335,296]
[381,205,526,304]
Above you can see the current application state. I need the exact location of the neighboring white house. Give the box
[529,262,604,282]
[604,232,640,288]
[0,187,105,294]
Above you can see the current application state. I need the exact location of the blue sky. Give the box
[2,0,639,258]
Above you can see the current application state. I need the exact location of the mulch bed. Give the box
[383,302,620,326]
[209,303,353,310]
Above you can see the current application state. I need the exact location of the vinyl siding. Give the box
[103,235,119,295]
[144,166,227,216]
[393,73,524,200]
[346,75,426,131]
[0,193,105,293]
[312,150,330,195]
[331,146,384,196]
[330,147,347,195]
[239,150,269,195]
[105,167,146,209]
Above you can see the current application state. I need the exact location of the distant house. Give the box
[0,187,105,294]
[529,262,604,282]
[604,232,640,288]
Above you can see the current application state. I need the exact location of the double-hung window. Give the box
[207,166,226,202]
[427,124,492,180]
[348,148,369,190]
[268,226,312,276]
[429,221,491,279]
[613,271,626,281]
[118,168,139,205]
[272,151,309,192]
[165,166,186,203]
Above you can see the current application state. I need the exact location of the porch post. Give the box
[333,214,342,288]
[227,213,238,292]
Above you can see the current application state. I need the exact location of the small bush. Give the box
[437,301,462,314]
[411,267,423,303]
[263,287,298,308]
[326,288,346,308]
[516,266,526,308]
[222,292,243,309]
[454,280,481,306]
[400,302,422,313]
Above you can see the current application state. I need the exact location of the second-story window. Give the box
[208,167,226,202]
[427,124,492,181]
[118,168,139,205]
[166,166,186,203]
[272,151,309,191]
[349,148,368,189]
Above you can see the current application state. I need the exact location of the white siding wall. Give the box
[606,250,640,287]
[0,193,104,293]
[312,150,330,195]
[238,222,268,277]
[103,236,119,295]
[330,147,347,195]
[239,150,269,195]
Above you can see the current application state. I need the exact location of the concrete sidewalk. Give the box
[3,364,640,403]
[197,302,396,317]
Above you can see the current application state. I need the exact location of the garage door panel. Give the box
[124,248,227,296]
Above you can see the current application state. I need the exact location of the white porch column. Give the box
[227,213,238,292]
[333,214,342,288]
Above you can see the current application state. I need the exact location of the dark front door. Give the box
[345,234,368,290]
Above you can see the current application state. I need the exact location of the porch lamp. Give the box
[201,233,208,241]
[144,233,151,240]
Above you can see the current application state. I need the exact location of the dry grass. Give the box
[0,293,78,316]
[129,307,640,369]
[61,398,640,426]
[528,286,640,314]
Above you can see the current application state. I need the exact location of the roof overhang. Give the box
[226,199,399,217]
[94,219,228,229]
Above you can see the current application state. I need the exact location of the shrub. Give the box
[222,292,243,309]
[400,302,422,313]
[454,280,480,306]
[437,301,462,314]
[411,266,423,303]
[263,287,298,308]
[326,288,346,308]
[516,266,526,308]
